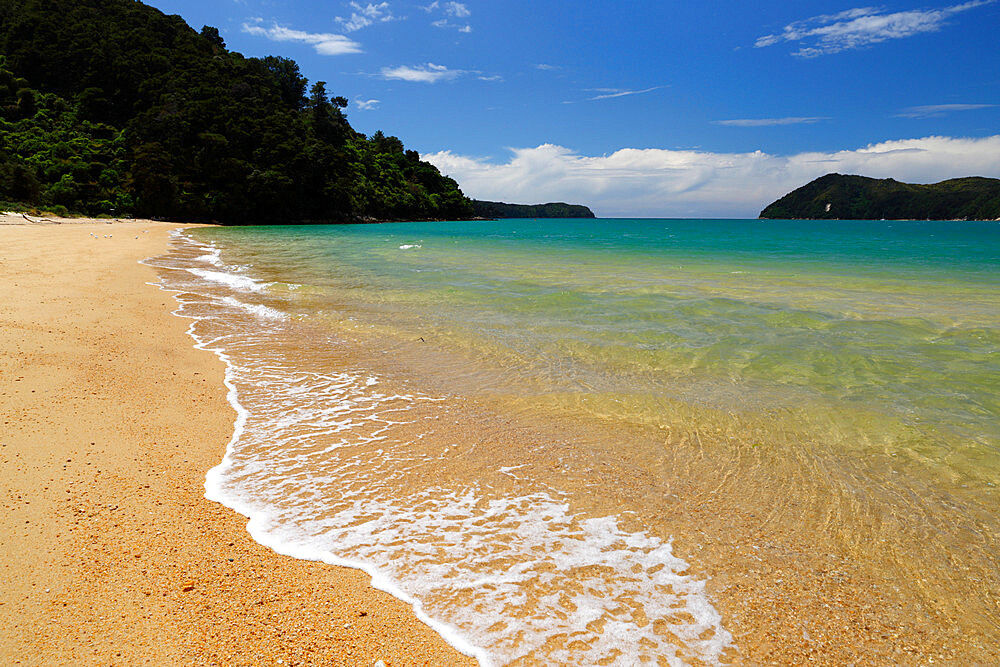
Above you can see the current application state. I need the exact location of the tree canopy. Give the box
[0,0,473,223]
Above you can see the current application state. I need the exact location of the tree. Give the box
[200,25,225,50]
[0,160,41,202]
[261,56,307,110]
[0,0,475,223]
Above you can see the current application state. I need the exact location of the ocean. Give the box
[147,218,1000,664]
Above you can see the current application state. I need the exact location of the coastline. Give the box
[0,218,475,665]
[5,215,995,664]
[157,219,998,664]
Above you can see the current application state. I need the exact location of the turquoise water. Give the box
[197,218,1000,467]
[160,218,1000,663]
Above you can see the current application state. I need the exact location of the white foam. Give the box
[220,296,288,321]
[187,267,270,293]
[143,229,734,666]
[196,245,224,267]
[399,244,422,250]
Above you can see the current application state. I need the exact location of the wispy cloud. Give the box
[336,2,398,32]
[242,21,362,55]
[562,86,663,103]
[380,63,465,83]
[896,103,996,117]
[535,64,560,71]
[422,1,470,16]
[587,86,665,101]
[755,1,994,57]
[432,18,472,31]
[446,1,470,17]
[423,135,1000,218]
[355,98,380,110]
[423,1,471,31]
[714,116,830,127]
[478,75,504,82]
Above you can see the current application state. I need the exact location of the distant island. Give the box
[760,173,1000,221]
[471,200,595,219]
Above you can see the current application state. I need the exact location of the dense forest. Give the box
[471,200,595,219]
[760,173,1000,221]
[0,0,473,223]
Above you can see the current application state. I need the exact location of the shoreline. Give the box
[0,219,475,665]
[2,211,493,226]
[159,219,999,664]
[6,215,995,663]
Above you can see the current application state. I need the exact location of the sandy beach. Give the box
[0,218,474,666]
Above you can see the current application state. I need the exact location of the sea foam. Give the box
[219,296,288,321]
[146,230,733,666]
[196,245,224,267]
[187,267,269,293]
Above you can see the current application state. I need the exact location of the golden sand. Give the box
[0,218,475,666]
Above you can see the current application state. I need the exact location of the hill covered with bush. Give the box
[759,173,1000,221]
[0,0,473,223]
[471,200,595,219]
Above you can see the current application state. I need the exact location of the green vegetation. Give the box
[0,0,473,223]
[760,173,1000,221]
[471,200,595,219]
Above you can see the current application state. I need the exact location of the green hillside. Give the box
[471,200,595,219]
[0,0,473,223]
[760,173,1000,221]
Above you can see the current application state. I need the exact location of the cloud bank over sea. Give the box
[424,135,1000,218]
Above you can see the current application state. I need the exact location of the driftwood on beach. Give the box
[21,212,57,224]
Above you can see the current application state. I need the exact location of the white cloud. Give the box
[431,19,471,31]
[755,1,994,57]
[242,22,362,55]
[585,86,664,101]
[421,1,469,16]
[714,117,830,127]
[424,0,471,30]
[355,98,380,110]
[423,135,1000,218]
[380,63,464,83]
[336,2,397,32]
[432,18,472,31]
[445,1,471,17]
[535,64,560,71]
[897,103,996,118]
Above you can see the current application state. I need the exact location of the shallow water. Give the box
[149,219,1000,664]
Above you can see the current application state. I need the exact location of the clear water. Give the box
[198,219,1000,459]
[149,218,1000,664]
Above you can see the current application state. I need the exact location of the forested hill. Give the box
[0,0,473,223]
[471,200,595,219]
[760,173,1000,221]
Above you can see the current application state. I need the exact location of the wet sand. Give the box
[0,218,475,666]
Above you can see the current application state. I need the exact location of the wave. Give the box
[145,229,733,666]
[187,267,270,293]
[219,296,288,321]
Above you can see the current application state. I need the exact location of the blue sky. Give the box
[146,0,1000,216]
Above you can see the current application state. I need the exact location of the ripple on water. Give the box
[147,231,734,666]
